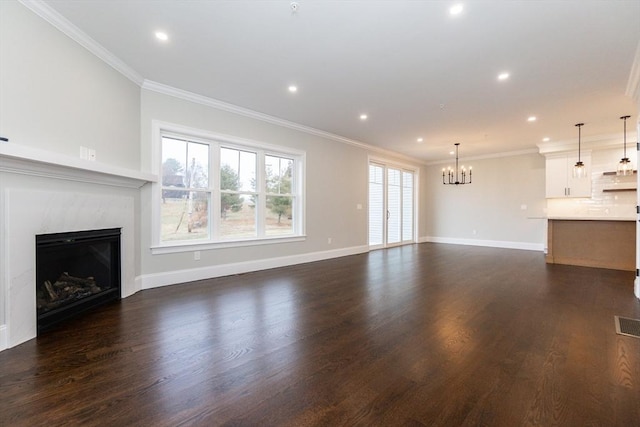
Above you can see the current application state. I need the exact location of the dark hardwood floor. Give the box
[1,243,640,426]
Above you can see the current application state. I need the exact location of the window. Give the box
[153,122,305,252]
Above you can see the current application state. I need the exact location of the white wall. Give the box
[422,152,547,250]
[0,1,141,169]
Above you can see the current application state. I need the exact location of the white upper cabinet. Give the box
[545,153,591,198]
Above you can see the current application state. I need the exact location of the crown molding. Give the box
[536,132,636,155]
[425,148,539,166]
[18,0,144,86]
[626,40,640,105]
[141,80,425,165]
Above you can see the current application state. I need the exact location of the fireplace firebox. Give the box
[36,228,121,333]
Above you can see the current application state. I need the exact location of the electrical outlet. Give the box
[80,146,96,161]
[194,251,201,261]
[328,237,332,244]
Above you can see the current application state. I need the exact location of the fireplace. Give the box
[36,228,122,333]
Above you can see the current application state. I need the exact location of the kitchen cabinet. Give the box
[545,153,591,198]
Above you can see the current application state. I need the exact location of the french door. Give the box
[368,162,415,248]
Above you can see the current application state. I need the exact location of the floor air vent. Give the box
[615,316,640,338]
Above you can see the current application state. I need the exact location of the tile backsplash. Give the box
[547,147,637,219]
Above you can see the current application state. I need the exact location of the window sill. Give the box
[150,235,307,255]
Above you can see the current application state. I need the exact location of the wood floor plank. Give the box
[1,243,639,426]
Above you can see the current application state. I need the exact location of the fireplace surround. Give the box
[1,142,153,351]
[36,228,122,333]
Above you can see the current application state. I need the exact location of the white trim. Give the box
[536,133,636,155]
[369,154,422,171]
[143,80,424,165]
[420,236,545,252]
[18,0,143,86]
[0,186,7,351]
[140,244,369,289]
[151,235,306,255]
[0,325,7,352]
[0,142,156,188]
[426,148,539,166]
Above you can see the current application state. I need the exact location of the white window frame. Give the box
[151,121,306,254]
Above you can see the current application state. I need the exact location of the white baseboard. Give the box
[0,325,7,352]
[139,245,370,290]
[420,236,544,252]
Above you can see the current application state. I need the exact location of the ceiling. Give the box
[41,0,640,162]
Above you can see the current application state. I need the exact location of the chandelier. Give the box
[442,143,472,185]
[617,115,633,176]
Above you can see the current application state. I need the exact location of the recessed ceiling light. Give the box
[417,137,424,143]
[449,151,455,155]
[527,116,537,122]
[449,3,464,15]
[497,72,510,81]
[360,114,368,120]
[155,31,169,42]
[542,137,550,142]
[288,85,298,93]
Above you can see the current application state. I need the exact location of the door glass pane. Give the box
[387,168,401,244]
[402,171,414,242]
[368,164,384,246]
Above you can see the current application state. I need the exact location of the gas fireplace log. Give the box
[51,272,102,295]
[59,272,97,287]
[43,280,58,301]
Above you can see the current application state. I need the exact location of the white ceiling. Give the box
[41,0,640,162]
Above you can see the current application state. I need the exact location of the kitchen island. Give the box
[546,217,636,271]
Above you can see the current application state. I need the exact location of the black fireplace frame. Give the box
[36,228,122,333]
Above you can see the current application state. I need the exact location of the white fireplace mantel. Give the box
[0,142,156,188]
[1,142,152,351]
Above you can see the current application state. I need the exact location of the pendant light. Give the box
[442,143,472,185]
[573,123,586,179]
[617,115,633,176]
